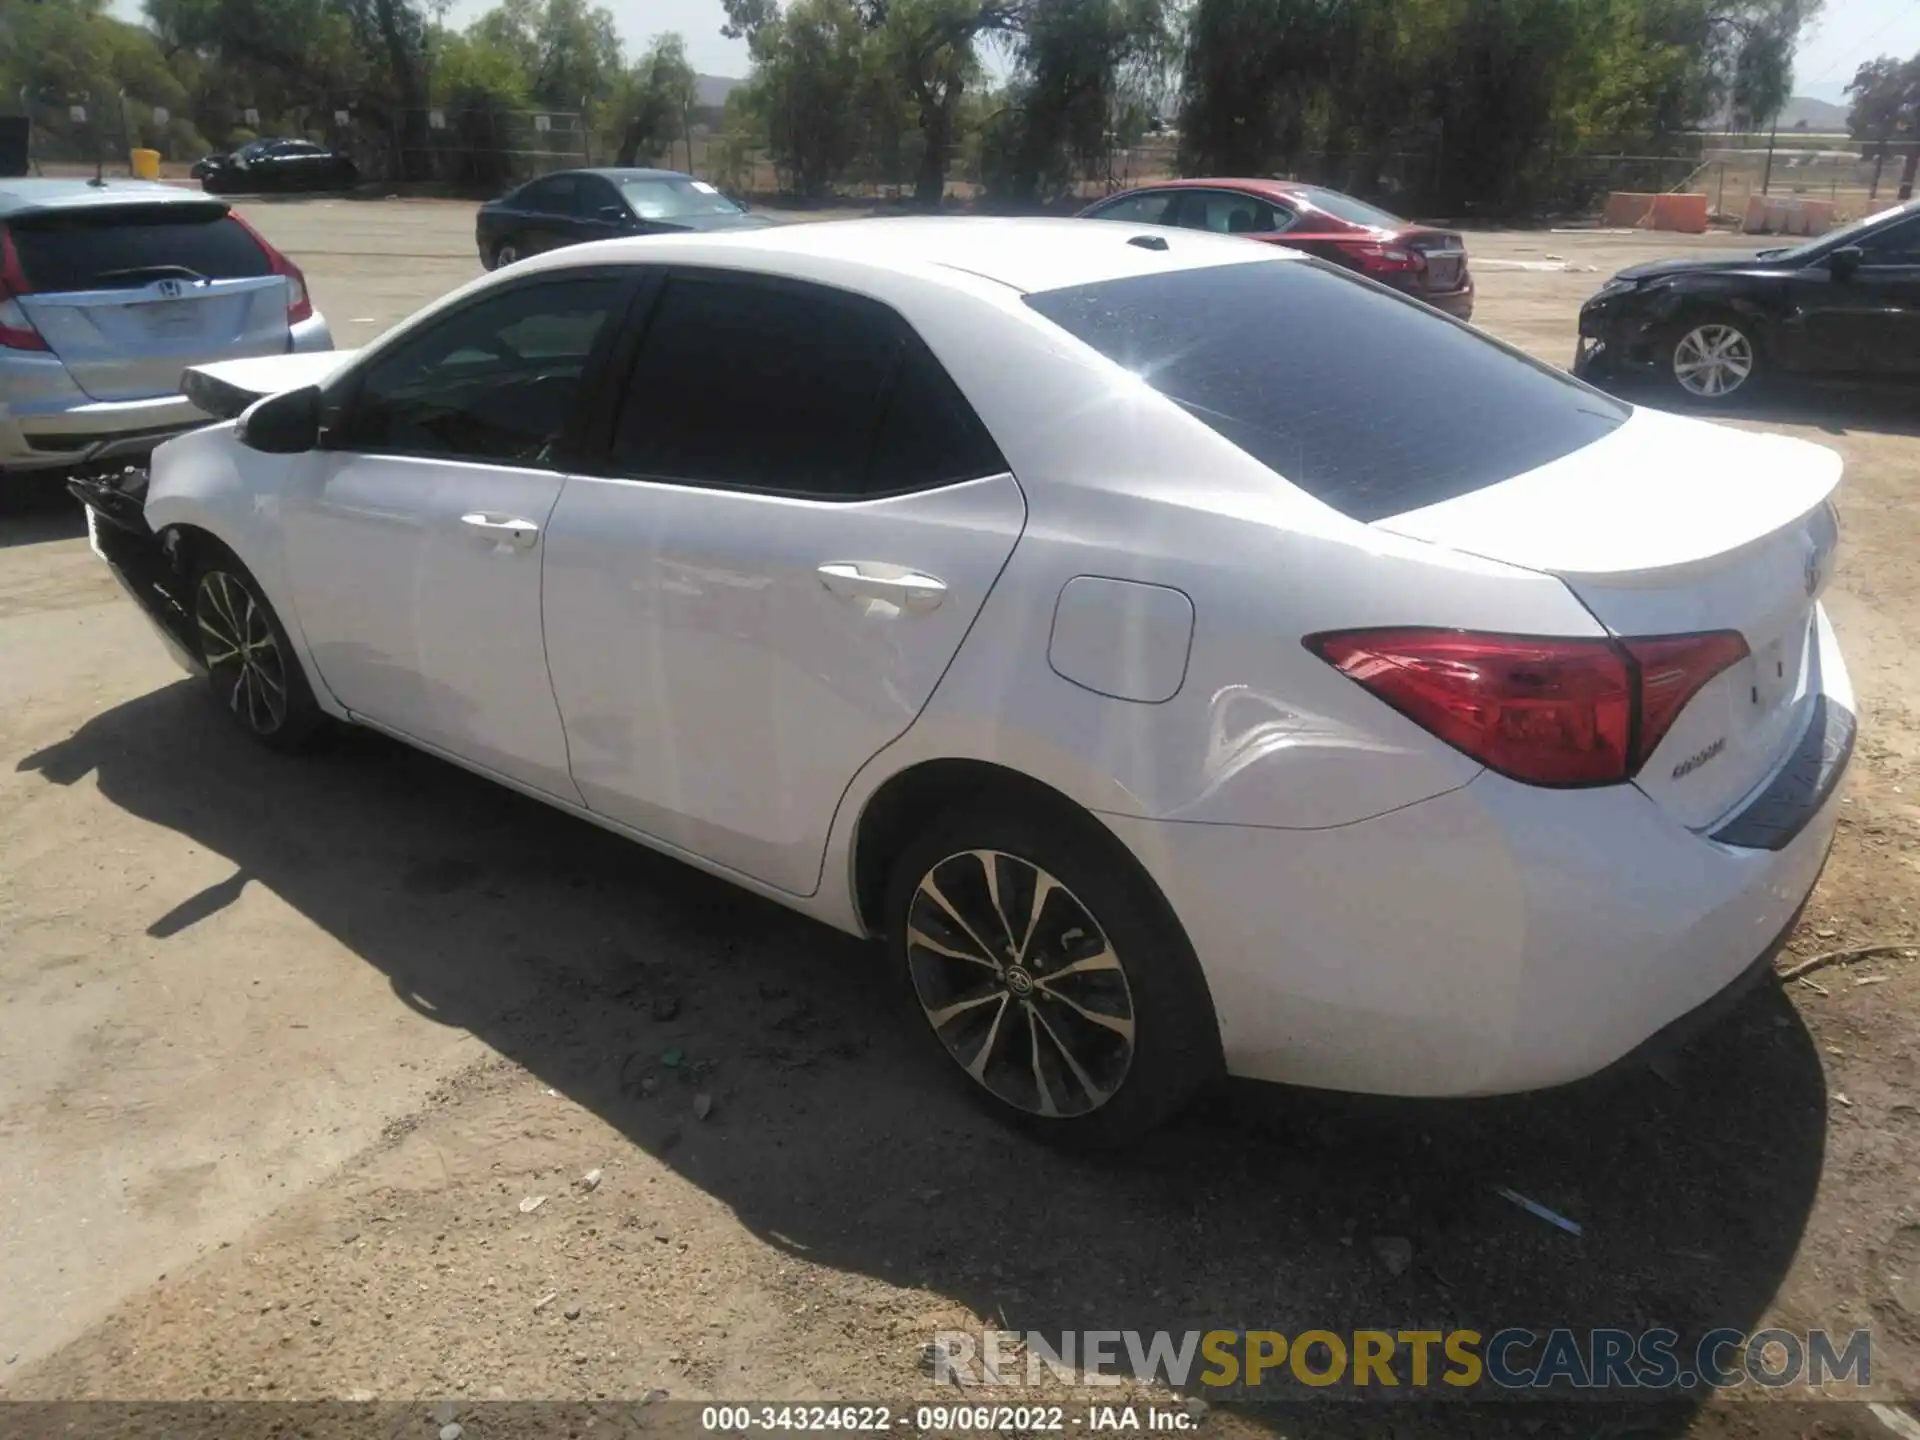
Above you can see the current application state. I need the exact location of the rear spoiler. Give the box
[182,349,358,421]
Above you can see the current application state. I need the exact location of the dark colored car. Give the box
[199,139,359,195]
[1575,199,1920,406]
[475,167,771,269]
[1078,178,1474,320]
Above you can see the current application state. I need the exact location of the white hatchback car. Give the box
[80,217,1851,1147]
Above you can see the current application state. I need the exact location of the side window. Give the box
[869,342,1007,491]
[608,274,999,497]
[575,177,620,218]
[1860,215,1920,265]
[1176,191,1283,235]
[332,276,626,466]
[1085,191,1179,227]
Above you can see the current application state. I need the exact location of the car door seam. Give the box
[810,471,1032,900]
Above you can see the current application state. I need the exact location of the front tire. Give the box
[491,239,521,270]
[1664,313,1762,405]
[189,551,324,752]
[885,803,1222,1148]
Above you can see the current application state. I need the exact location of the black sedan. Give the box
[1574,199,1920,405]
[199,138,359,195]
[476,167,770,269]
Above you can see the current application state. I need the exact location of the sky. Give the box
[112,0,1920,98]
[1793,0,1920,101]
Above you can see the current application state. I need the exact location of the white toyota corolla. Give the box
[78,217,1852,1147]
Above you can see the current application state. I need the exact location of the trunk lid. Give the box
[1402,228,1468,291]
[7,200,290,401]
[1377,406,1842,830]
[21,276,292,401]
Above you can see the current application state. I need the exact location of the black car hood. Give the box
[1615,250,1791,281]
[655,211,775,232]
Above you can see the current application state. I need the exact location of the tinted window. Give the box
[1173,190,1289,235]
[576,177,622,216]
[1860,214,1920,264]
[869,343,1007,491]
[1024,259,1627,522]
[1086,191,1180,226]
[517,176,578,214]
[8,205,271,291]
[1294,186,1407,229]
[612,276,888,495]
[335,276,625,466]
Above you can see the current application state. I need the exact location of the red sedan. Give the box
[1077,178,1474,321]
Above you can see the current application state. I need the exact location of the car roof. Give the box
[558,167,695,183]
[522,214,1303,294]
[0,178,219,219]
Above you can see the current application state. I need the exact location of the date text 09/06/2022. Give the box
[700,1405,1196,1432]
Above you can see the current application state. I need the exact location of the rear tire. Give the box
[187,546,325,753]
[884,800,1222,1149]
[1662,311,1763,406]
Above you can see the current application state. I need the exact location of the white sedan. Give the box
[81,217,1853,1147]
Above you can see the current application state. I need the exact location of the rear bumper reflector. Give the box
[1709,695,1856,851]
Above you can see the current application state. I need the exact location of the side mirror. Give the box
[598,205,631,226]
[1829,245,1864,279]
[236,385,320,453]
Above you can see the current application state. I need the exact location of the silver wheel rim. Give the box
[196,571,288,736]
[496,243,518,267]
[1673,323,1754,397]
[906,850,1136,1118]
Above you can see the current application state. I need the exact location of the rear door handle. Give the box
[817,562,947,614]
[461,512,540,550]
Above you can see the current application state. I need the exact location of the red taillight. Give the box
[1342,240,1425,276]
[228,210,313,324]
[1626,631,1752,769]
[1307,628,1749,787]
[0,227,46,351]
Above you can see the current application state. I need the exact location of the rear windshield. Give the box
[1295,186,1408,230]
[7,204,270,292]
[1023,258,1627,522]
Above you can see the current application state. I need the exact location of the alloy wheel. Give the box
[1672,323,1754,398]
[195,571,289,736]
[495,242,520,268]
[905,849,1136,1118]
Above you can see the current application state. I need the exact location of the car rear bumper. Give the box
[1102,605,1853,1097]
[1424,279,1474,321]
[1,313,332,473]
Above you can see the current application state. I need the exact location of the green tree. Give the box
[468,0,623,111]
[990,0,1172,202]
[614,32,698,166]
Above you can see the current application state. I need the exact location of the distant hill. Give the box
[696,75,743,109]
[1778,95,1849,131]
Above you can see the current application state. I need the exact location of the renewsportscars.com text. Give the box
[929,1327,1872,1394]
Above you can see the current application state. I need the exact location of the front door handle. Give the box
[461,512,540,550]
[817,562,947,614]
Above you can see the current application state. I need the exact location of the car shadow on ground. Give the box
[0,474,87,541]
[16,685,1834,1438]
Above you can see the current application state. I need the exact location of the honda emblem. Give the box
[155,278,185,299]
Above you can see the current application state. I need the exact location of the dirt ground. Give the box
[2,201,1919,1438]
